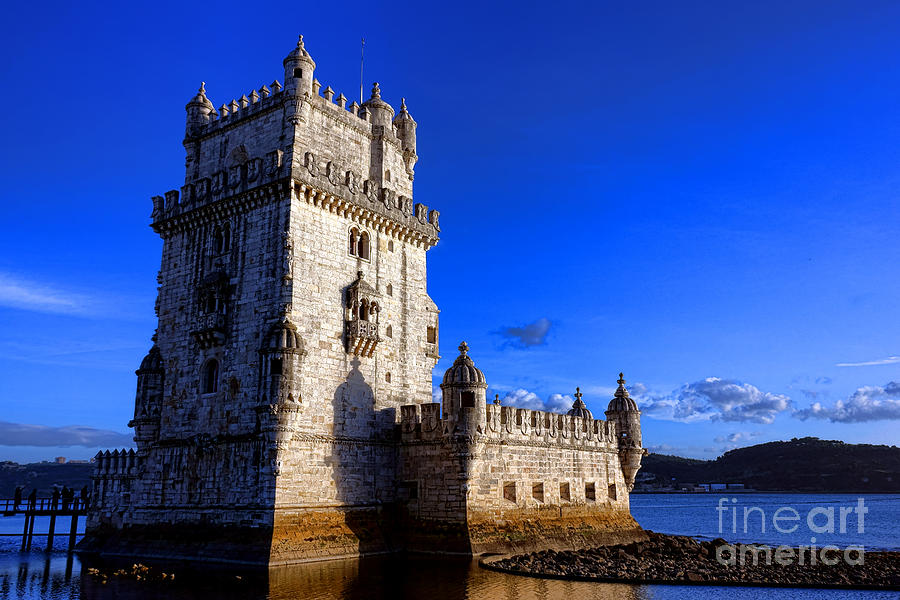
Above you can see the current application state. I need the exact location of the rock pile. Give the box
[487,532,899,589]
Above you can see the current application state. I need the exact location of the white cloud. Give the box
[714,431,761,444]
[836,356,900,367]
[794,382,900,423]
[497,388,574,414]
[634,377,790,424]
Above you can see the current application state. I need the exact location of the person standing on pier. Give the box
[51,487,60,510]
[13,486,22,510]
[27,488,36,509]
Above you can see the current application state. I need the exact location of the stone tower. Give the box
[605,373,645,491]
[84,36,441,565]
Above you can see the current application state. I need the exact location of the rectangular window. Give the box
[585,482,596,502]
[427,326,436,344]
[559,482,571,502]
[461,391,475,408]
[399,481,418,501]
[503,482,517,503]
[270,357,283,376]
[608,483,617,501]
[532,482,544,503]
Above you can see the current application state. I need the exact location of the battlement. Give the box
[400,402,618,450]
[93,449,141,477]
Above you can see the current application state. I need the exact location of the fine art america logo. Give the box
[714,497,867,566]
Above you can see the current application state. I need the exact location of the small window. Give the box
[560,482,571,502]
[503,482,517,503]
[349,228,359,256]
[399,481,418,501]
[385,372,392,383]
[426,326,436,344]
[386,283,393,296]
[386,325,393,338]
[202,359,219,394]
[270,357,283,376]
[385,169,391,182]
[585,482,596,502]
[388,240,394,252]
[608,483,617,501]
[532,482,544,503]
[357,231,370,260]
[293,68,303,78]
[213,227,225,254]
[461,391,475,408]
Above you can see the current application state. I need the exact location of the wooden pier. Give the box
[1,496,88,552]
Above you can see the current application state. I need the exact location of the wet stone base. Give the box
[78,523,274,565]
[483,531,900,590]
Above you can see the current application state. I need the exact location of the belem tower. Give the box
[81,36,648,565]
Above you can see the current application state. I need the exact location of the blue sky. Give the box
[2,1,900,462]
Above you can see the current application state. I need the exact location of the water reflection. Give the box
[2,551,896,600]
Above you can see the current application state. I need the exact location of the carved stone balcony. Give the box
[425,342,439,359]
[191,313,227,348]
[347,319,379,357]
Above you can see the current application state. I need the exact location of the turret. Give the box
[440,342,487,435]
[128,345,165,453]
[185,82,214,137]
[362,82,394,129]
[283,35,316,97]
[604,373,645,491]
[393,98,417,154]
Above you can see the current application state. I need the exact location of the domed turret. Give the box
[604,373,644,491]
[567,387,593,419]
[185,82,214,137]
[130,345,165,452]
[362,82,394,129]
[440,342,487,434]
[283,35,316,97]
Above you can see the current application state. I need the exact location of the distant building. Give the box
[54,457,66,464]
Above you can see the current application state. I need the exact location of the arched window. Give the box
[222,223,230,252]
[202,359,219,394]
[388,240,394,252]
[359,299,368,321]
[357,231,370,260]
[386,283,393,296]
[385,372,392,383]
[349,228,359,256]
[386,325,393,338]
[385,169,391,182]
[213,227,224,254]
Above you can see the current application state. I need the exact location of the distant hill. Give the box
[0,461,94,497]
[641,437,900,492]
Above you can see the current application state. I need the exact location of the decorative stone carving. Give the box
[264,150,282,177]
[195,178,210,201]
[326,161,341,185]
[247,158,261,182]
[429,209,440,231]
[345,170,359,194]
[381,188,395,211]
[305,152,319,177]
[228,164,242,189]
[364,179,379,203]
[211,171,226,194]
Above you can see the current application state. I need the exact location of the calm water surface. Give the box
[1,493,897,599]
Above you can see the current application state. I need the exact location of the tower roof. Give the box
[567,387,593,419]
[137,345,164,374]
[362,82,394,114]
[393,97,415,124]
[186,82,214,111]
[607,373,639,412]
[283,34,316,67]
[441,341,486,387]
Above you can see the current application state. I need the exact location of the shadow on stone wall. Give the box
[327,357,395,555]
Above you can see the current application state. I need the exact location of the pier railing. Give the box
[0,497,89,552]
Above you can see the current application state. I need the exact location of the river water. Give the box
[1,493,897,599]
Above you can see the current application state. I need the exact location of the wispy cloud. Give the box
[836,356,900,367]
[0,271,104,317]
[794,381,900,423]
[497,318,552,348]
[714,431,761,444]
[0,421,134,448]
[633,378,790,424]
